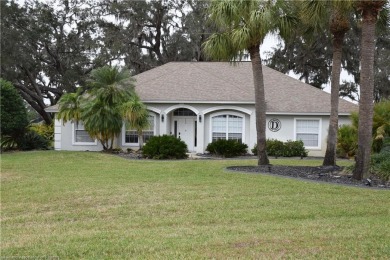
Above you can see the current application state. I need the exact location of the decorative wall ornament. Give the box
[268,118,281,132]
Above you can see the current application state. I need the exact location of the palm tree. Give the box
[122,95,150,149]
[82,66,134,150]
[353,0,387,180]
[57,90,83,124]
[57,66,135,150]
[300,1,354,166]
[203,0,297,165]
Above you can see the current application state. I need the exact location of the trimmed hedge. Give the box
[252,139,308,157]
[142,135,188,159]
[206,139,248,158]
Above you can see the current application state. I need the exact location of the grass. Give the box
[1,151,389,259]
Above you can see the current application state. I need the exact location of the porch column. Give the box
[160,113,167,135]
[196,113,204,153]
[249,113,256,154]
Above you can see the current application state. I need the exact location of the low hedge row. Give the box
[252,139,308,157]
[206,139,248,158]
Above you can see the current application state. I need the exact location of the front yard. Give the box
[1,151,389,258]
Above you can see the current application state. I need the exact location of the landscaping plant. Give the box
[142,135,188,159]
[206,139,248,158]
[252,139,307,158]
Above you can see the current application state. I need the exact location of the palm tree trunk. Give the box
[138,130,144,149]
[353,4,380,180]
[323,33,344,166]
[249,44,269,165]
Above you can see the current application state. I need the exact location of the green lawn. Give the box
[1,151,389,259]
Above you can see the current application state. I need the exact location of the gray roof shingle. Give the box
[134,62,357,114]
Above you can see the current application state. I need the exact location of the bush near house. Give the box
[142,135,188,159]
[29,123,54,142]
[206,139,248,158]
[370,138,390,181]
[337,100,390,157]
[252,139,307,157]
[336,124,358,158]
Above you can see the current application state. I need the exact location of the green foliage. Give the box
[29,123,54,142]
[265,139,285,157]
[0,135,18,150]
[372,99,390,152]
[283,140,308,157]
[0,79,28,137]
[142,135,188,159]
[371,150,390,182]
[57,66,135,150]
[252,139,308,157]
[206,139,248,158]
[338,100,390,155]
[122,95,150,148]
[336,124,358,158]
[18,131,50,151]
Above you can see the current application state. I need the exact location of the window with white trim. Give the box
[74,121,94,143]
[212,115,243,143]
[296,119,320,147]
[125,115,155,144]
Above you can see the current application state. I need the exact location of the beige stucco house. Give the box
[47,62,358,156]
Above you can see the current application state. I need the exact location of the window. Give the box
[173,108,196,116]
[125,115,155,144]
[212,115,243,143]
[73,121,95,144]
[295,119,320,148]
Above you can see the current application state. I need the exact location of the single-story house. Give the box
[47,62,358,156]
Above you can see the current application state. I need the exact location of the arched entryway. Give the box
[171,108,197,152]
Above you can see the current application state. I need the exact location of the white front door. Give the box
[174,117,196,152]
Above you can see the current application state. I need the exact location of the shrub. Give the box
[264,139,284,157]
[252,139,307,157]
[336,124,357,158]
[19,131,50,151]
[283,140,307,157]
[371,151,390,181]
[142,135,188,159]
[206,139,248,158]
[29,123,54,142]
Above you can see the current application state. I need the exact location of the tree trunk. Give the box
[323,33,345,166]
[138,130,144,150]
[353,4,380,180]
[249,44,269,165]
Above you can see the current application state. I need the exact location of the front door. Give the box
[174,117,196,152]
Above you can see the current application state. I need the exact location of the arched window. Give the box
[211,114,243,143]
[173,108,196,116]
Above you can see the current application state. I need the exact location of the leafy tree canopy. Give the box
[0,79,29,137]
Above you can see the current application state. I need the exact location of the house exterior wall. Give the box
[53,103,352,157]
[58,119,103,151]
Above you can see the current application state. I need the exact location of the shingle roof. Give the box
[134,62,358,114]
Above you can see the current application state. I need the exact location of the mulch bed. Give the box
[114,152,389,189]
[227,165,390,189]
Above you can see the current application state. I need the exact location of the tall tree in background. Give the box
[300,1,354,166]
[265,7,390,102]
[99,0,213,74]
[353,0,387,180]
[0,0,117,124]
[203,0,297,165]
